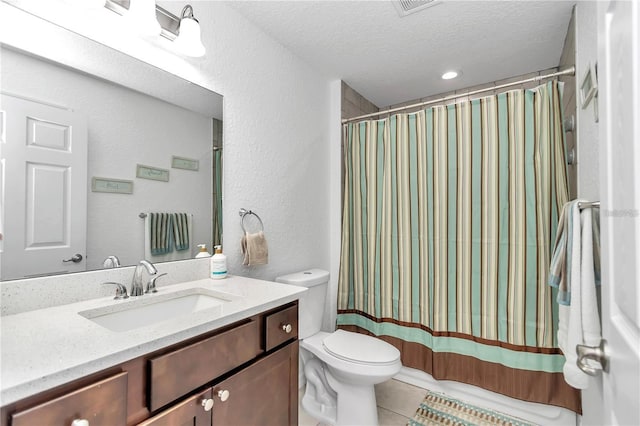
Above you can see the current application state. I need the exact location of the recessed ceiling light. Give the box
[441,70,460,80]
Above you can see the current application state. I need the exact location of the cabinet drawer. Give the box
[265,304,298,351]
[148,319,261,411]
[11,372,127,426]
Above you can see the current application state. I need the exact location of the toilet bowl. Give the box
[276,270,402,426]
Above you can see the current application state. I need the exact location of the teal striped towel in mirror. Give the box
[173,213,190,251]
[150,213,174,255]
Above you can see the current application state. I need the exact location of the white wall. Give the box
[574,2,603,424]
[198,2,333,280]
[0,1,335,311]
[575,2,600,202]
[2,47,212,271]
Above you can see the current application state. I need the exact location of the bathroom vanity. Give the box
[0,276,305,426]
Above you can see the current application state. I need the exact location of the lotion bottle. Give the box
[210,245,227,279]
[195,244,211,258]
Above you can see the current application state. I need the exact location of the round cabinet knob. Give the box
[217,389,230,402]
[71,420,89,426]
[201,398,214,411]
[281,323,292,334]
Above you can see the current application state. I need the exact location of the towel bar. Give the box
[578,201,600,210]
[239,208,264,233]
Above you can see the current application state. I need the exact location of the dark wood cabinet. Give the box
[148,319,261,411]
[10,372,128,426]
[211,340,298,426]
[138,389,212,426]
[1,302,299,426]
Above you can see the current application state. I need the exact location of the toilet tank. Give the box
[276,269,329,339]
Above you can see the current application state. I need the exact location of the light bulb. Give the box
[174,17,206,57]
[442,70,461,80]
[126,0,161,37]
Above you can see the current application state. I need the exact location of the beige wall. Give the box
[341,81,379,120]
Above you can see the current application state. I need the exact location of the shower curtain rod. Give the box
[342,66,576,124]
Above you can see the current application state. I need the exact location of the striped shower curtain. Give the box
[337,81,580,412]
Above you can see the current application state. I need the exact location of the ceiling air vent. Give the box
[393,0,442,17]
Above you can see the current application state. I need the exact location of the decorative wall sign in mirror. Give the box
[0,42,223,281]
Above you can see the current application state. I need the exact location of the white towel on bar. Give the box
[556,202,601,389]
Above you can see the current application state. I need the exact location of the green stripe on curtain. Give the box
[337,81,575,411]
[336,313,565,372]
[470,99,482,337]
[212,149,223,247]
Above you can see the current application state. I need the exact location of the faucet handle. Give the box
[102,282,129,300]
[146,273,167,294]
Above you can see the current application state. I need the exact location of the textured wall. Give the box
[575,2,600,202]
[199,3,332,280]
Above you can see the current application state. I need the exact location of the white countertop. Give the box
[0,275,306,406]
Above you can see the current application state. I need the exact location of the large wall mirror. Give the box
[0,10,223,281]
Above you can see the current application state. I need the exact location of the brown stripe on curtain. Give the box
[339,323,581,413]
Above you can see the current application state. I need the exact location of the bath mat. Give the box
[408,390,535,426]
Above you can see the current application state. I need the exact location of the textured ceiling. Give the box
[228,0,575,108]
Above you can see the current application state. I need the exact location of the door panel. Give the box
[0,94,87,279]
[598,1,640,424]
[26,163,68,246]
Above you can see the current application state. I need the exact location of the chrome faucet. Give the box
[103,255,121,268]
[131,260,157,296]
[146,272,167,294]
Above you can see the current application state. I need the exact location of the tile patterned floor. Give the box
[298,379,426,426]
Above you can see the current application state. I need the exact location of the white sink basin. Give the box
[79,288,234,332]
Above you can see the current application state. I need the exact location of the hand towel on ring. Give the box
[241,231,268,266]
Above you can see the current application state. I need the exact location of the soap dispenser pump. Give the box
[210,245,227,279]
[195,244,211,258]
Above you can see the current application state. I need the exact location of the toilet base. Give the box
[301,389,337,426]
[328,373,379,426]
[302,357,380,426]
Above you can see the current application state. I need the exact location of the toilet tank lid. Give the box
[275,269,329,287]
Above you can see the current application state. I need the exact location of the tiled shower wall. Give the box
[341,81,379,120]
[559,7,577,199]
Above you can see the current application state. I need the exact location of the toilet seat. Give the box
[322,330,400,366]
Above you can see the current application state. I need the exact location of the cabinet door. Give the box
[137,389,212,426]
[212,342,298,426]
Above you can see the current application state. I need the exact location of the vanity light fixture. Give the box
[125,0,161,37]
[104,1,206,57]
[441,70,461,80]
[173,5,206,58]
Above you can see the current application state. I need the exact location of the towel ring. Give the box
[239,208,264,233]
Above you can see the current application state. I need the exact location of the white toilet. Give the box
[276,269,402,426]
